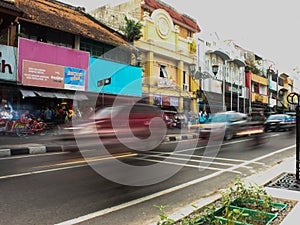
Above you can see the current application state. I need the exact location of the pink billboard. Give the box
[18,38,89,90]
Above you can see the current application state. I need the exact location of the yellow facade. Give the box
[252,93,268,104]
[136,10,199,113]
[251,73,268,85]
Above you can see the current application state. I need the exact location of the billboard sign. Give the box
[18,38,89,90]
[88,57,142,97]
[0,44,17,81]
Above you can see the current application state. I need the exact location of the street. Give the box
[0,131,296,225]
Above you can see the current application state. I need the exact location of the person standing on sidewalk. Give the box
[44,107,52,123]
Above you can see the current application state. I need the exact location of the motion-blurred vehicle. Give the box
[199,111,263,140]
[61,103,166,144]
[163,110,177,129]
[264,114,296,132]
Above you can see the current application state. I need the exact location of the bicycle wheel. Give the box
[15,123,28,137]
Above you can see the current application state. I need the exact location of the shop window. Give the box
[160,65,168,78]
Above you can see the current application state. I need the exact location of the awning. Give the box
[35,91,56,98]
[54,93,68,99]
[66,93,88,100]
[20,90,37,97]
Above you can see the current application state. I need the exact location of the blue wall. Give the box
[88,58,142,97]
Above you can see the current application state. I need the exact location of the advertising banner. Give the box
[162,96,170,106]
[0,44,17,81]
[170,96,179,106]
[89,57,142,97]
[18,38,89,90]
[153,95,162,105]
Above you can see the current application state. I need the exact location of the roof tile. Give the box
[17,0,128,46]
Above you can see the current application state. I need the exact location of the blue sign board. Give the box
[64,67,86,90]
[88,58,142,97]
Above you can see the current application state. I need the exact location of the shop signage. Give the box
[153,95,179,106]
[89,57,142,97]
[170,96,179,106]
[22,60,86,91]
[18,38,89,90]
[162,96,170,106]
[157,77,177,88]
[153,95,162,105]
[0,45,17,81]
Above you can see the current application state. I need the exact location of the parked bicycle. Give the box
[14,118,48,137]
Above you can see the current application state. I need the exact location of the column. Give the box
[177,60,184,112]
[146,51,154,105]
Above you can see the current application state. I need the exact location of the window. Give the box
[20,21,74,48]
[187,30,192,38]
[160,65,168,78]
[252,82,259,93]
[278,78,284,86]
[80,38,131,64]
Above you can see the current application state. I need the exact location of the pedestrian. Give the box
[44,107,52,122]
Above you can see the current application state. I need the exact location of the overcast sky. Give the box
[61,0,300,75]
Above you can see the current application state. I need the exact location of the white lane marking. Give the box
[137,153,252,169]
[134,156,241,174]
[55,144,295,225]
[0,164,88,180]
[0,153,137,180]
[149,151,264,165]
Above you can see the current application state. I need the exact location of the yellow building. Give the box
[90,0,201,113]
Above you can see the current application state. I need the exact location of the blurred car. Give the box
[61,103,166,146]
[199,111,261,140]
[264,114,296,132]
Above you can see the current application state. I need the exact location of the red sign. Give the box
[162,96,170,106]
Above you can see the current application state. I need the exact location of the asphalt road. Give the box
[0,131,296,225]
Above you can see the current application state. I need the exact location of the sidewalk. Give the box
[149,155,300,224]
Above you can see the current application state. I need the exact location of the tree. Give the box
[121,16,143,42]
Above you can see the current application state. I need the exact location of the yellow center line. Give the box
[33,152,137,169]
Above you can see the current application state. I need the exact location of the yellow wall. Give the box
[252,93,268,104]
[251,73,268,85]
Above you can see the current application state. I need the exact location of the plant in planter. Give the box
[155,176,288,225]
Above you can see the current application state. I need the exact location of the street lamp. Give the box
[212,64,219,76]
[189,63,196,77]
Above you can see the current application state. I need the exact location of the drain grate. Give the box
[266,173,300,191]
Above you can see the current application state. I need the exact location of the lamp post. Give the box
[267,68,272,113]
[212,64,227,112]
[189,63,196,77]
[287,92,300,181]
[212,64,219,76]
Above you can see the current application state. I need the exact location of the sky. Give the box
[60,0,300,76]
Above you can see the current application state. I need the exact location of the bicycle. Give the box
[15,119,48,137]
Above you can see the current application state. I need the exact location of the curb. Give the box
[0,144,77,157]
[164,133,198,142]
[0,133,199,158]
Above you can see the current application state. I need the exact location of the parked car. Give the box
[264,114,296,132]
[199,111,263,140]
